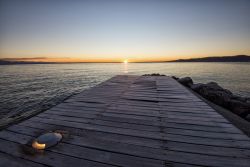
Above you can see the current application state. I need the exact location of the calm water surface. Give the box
[0,62,250,118]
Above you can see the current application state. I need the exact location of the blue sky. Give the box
[0,0,249,62]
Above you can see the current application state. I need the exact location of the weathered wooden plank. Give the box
[38,113,161,132]
[16,121,164,149]
[1,75,250,167]
[38,108,244,134]
[23,117,250,149]
[0,139,113,167]
[52,106,225,124]
[8,124,250,159]
[0,152,46,167]
[45,108,227,125]
[37,112,249,140]
[0,131,164,167]
[51,104,225,120]
[17,120,250,162]
[4,125,250,167]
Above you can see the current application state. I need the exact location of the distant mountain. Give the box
[170,55,250,62]
[0,60,56,65]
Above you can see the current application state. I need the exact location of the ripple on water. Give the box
[0,63,250,119]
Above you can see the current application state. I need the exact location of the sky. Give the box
[0,0,250,62]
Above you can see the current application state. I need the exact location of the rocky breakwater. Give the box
[173,76,250,119]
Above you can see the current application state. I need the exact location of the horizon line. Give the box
[1,55,249,63]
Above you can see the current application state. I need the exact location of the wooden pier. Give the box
[0,75,250,167]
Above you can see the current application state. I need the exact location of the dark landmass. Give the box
[0,60,56,65]
[0,60,122,65]
[170,55,250,62]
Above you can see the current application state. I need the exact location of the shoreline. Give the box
[188,86,250,137]
[1,62,250,65]
[174,76,250,118]
[172,75,250,136]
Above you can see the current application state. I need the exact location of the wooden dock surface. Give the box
[0,75,250,167]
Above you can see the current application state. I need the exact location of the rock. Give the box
[247,98,250,103]
[190,83,203,91]
[196,82,233,106]
[177,77,193,87]
[172,76,179,80]
[231,95,247,102]
[203,82,229,92]
[143,73,165,76]
[194,82,250,118]
[175,76,250,119]
[202,90,231,106]
[246,114,250,121]
[227,99,250,118]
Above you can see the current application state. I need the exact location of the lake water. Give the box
[0,62,250,119]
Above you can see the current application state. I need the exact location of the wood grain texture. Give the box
[0,75,250,167]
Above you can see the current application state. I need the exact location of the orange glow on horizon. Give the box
[2,53,250,63]
[1,56,185,63]
[2,57,126,63]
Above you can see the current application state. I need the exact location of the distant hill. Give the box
[0,60,56,65]
[170,55,250,62]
